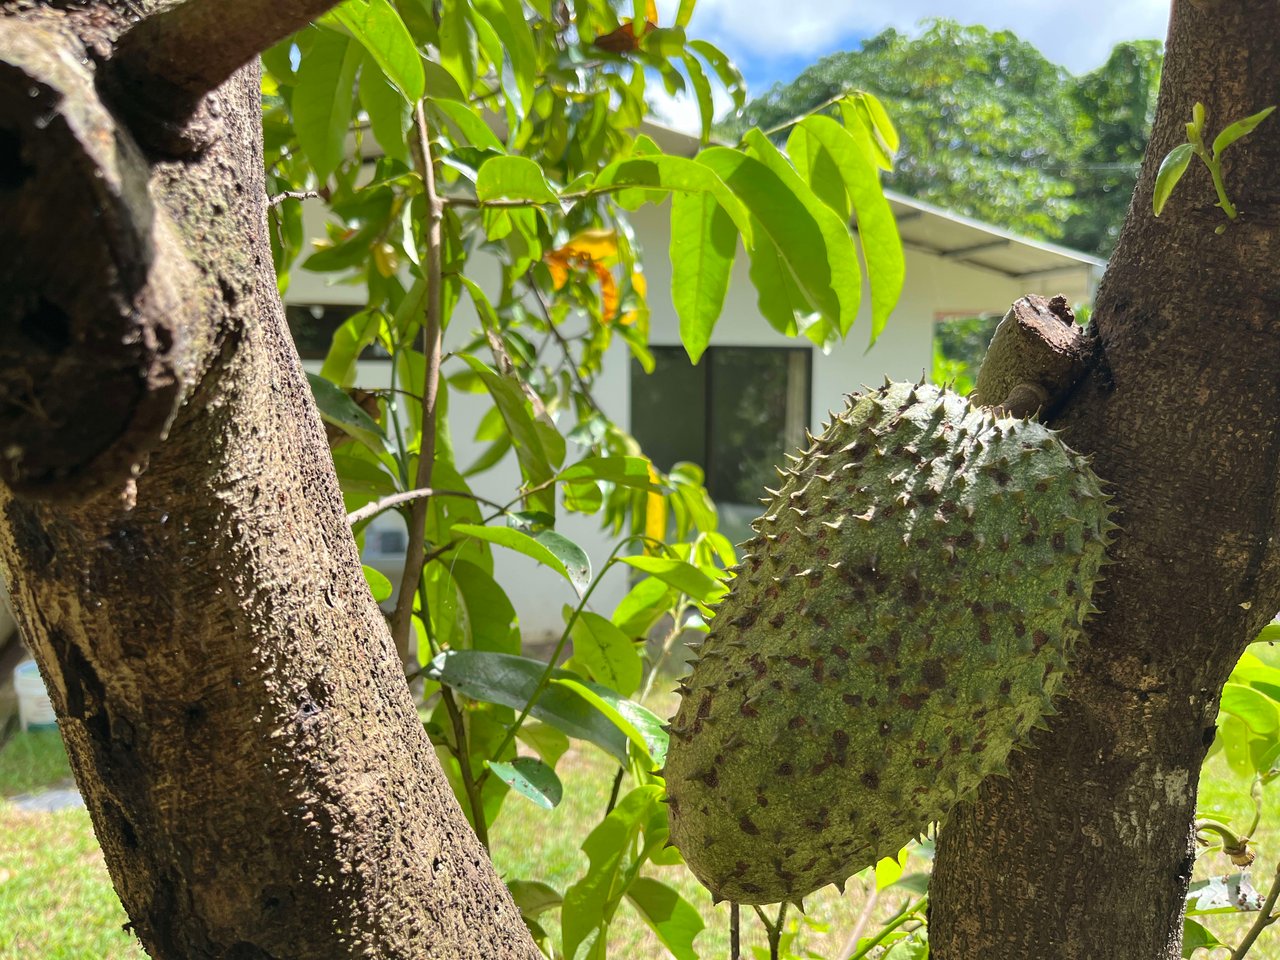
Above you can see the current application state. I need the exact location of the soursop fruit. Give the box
[664,381,1112,904]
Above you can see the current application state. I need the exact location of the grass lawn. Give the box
[4,718,1280,959]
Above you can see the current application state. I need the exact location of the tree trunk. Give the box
[0,3,537,957]
[933,3,1280,957]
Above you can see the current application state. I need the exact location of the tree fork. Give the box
[932,3,1280,958]
[0,2,538,956]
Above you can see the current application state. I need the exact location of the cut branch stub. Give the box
[0,20,197,500]
[971,294,1093,418]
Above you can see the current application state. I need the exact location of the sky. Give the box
[650,0,1171,132]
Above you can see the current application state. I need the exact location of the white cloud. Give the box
[668,0,1170,76]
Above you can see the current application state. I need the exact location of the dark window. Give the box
[631,346,811,545]
[286,303,388,361]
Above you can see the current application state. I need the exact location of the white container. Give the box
[13,660,57,731]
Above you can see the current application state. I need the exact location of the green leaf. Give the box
[486,757,563,809]
[858,91,900,156]
[674,0,696,28]
[553,677,669,768]
[474,0,537,112]
[293,28,362,180]
[1153,142,1195,217]
[426,651,629,761]
[305,372,387,456]
[625,878,704,960]
[747,224,818,337]
[689,39,745,110]
[507,879,563,919]
[562,786,664,960]
[612,576,675,638]
[319,308,385,386]
[361,565,393,602]
[459,354,557,515]
[358,54,411,162]
[700,133,862,333]
[1182,919,1224,957]
[433,98,507,152]
[330,0,424,100]
[450,522,592,595]
[567,610,643,697]
[1220,682,1280,734]
[795,114,904,344]
[516,721,571,767]
[438,0,476,96]
[620,556,727,605]
[669,190,737,362]
[448,558,520,654]
[1213,106,1276,157]
[682,53,714,143]
[477,155,558,204]
[558,456,666,492]
[594,156,754,242]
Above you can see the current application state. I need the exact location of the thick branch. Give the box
[932,3,1280,957]
[0,17,204,499]
[112,0,343,104]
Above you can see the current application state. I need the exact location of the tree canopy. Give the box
[725,20,1162,256]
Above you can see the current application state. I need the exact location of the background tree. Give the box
[728,20,1162,256]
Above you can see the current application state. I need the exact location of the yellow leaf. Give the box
[621,269,647,326]
[645,0,658,24]
[562,228,619,264]
[644,463,666,553]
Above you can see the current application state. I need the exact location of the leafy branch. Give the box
[1153,102,1275,227]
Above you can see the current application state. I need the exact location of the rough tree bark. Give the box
[933,3,1280,958]
[0,1,537,957]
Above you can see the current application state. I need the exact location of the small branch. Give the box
[753,903,788,960]
[441,689,489,848]
[442,184,635,210]
[527,279,604,417]
[347,487,510,527]
[112,0,347,103]
[1231,860,1280,960]
[268,190,320,207]
[730,903,741,960]
[846,896,927,960]
[388,102,446,670]
[837,880,880,960]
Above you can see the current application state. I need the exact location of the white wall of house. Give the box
[288,195,1099,644]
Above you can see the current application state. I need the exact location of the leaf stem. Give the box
[441,684,489,848]
[846,895,928,960]
[347,487,510,527]
[389,100,447,671]
[1231,859,1280,960]
[484,538,636,765]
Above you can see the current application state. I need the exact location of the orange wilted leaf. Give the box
[543,230,626,322]
[593,5,657,54]
[588,260,619,322]
[545,250,572,290]
[561,228,619,263]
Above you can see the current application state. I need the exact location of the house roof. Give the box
[640,120,1107,287]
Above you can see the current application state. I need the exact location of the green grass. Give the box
[5,721,1280,959]
[0,729,73,797]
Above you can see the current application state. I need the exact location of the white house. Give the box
[285,123,1106,642]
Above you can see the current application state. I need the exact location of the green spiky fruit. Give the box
[664,381,1113,904]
